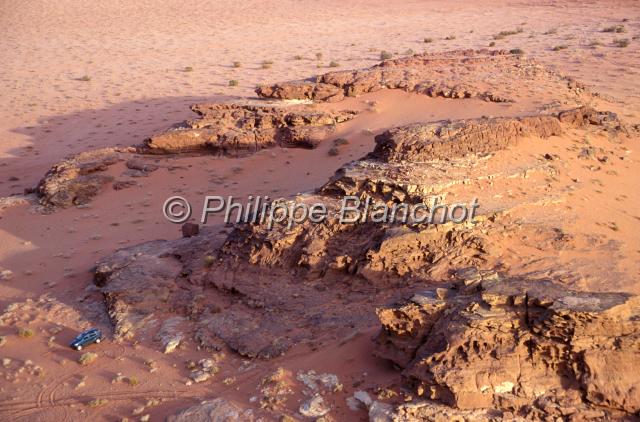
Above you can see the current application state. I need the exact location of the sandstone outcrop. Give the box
[321,106,627,210]
[92,227,383,359]
[369,107,622,163]
[143,103,357,155]
[257,49,587,105]
[36,148,124,208]
[374,271,640,418]
[34,48,609,210]
[82,50,640,420]
[34,104,356,209]
[91,102,632,363]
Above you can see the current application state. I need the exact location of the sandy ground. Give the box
[0,1,639,420]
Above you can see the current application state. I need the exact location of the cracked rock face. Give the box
[256,49,587,104]
[374,273,640,418]
[143,103,357,155]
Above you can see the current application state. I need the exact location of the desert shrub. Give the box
[602,25,625,33]
[328,61,340,68]
[543,28,558,35]
[77,75,91,81]
[489,41,496,47]
[328,147,339,156]
[380,50,393,60]
[552,45,568,51]
[261,60,273,69]
[613,38,630,47]
[203,255,215,267]
[232,61,241,68]
[493,28,523,39]
[18,328,34,338]
[509,48,524,55]
[228,80,239,86]
[423,37,433,43]
[444,35,456,40]
[78,352,98,366]
[294,55,303,60]
[183,66,193,72]
[86,398,107,407]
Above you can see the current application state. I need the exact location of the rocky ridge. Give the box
[31,48,598,210]
[91,104,639,419]
[256,49,587,104]
[143,103,357,154]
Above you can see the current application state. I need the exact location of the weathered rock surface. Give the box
[34,147,166,208]
[92,227,384,359]
[299,395,330,418]
[257,49,587,105]
[390,400,501,422]
[93,238,187,340]
[91,101,633,365]
[84,51,639,421]
[144,103,357,155]
[167,398,256,422]
[369,107,623,163]
[36,148,122,207]
[374,273,640,418]
[319,106,627,215]
[34,104,356,209]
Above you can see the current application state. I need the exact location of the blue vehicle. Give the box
[70,328,103,350]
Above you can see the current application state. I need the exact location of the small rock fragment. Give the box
[299,395,330,418]
[182,223,199,238]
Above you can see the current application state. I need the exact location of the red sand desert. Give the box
[1,1,639,421]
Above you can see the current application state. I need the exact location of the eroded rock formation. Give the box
[34,104,357,208]
[83,51,640,420]
[374,270,640,419]
[92,227,383,359]
[36,148,124,208]
[33,49,603,210]
[91,103,634,364]
[143,103,357,154]
[257,49,587,104]
[369,107,622,163]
